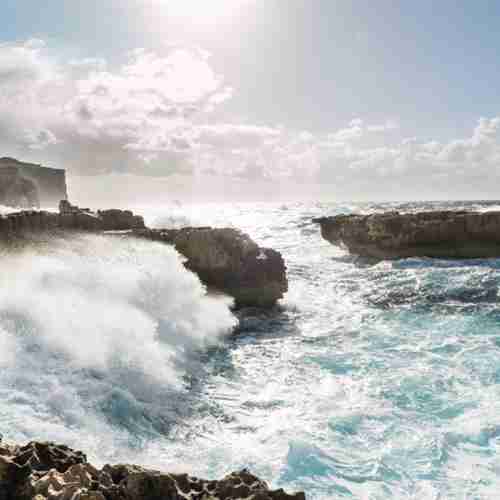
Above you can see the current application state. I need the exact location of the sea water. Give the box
[2,201,500,499]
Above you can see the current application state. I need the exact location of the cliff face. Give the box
[0,166,40,208]
[314,211,500,259]
[134,227,288,307]
[0,157,67,208]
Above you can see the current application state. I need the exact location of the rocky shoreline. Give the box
[133,227,287,307]
[0,201,287,308]
[0,438,305,500]
[314,210,500,259]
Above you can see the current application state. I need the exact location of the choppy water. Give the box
[2,200,500,499]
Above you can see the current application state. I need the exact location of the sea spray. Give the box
[3,202,500,499]
[0,233,237,458]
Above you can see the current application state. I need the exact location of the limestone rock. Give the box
[58,201,145,232]
[0,157,67,208]
[97,209,145,231]
[10,441,87,473]
[0,438,305,500]
[133,227,288,307]
[0,202,286,310]
[314,210,500,259]
[0,168,39,208]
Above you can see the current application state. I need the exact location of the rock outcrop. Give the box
[0,204,286,307]
[0,202,145,239]
[59,201,145,231]
[314,210,500,259]
[134,227,288,307]
[0,438,305,500]
[0,158,67,208]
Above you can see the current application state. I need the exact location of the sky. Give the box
[1,0,500,203]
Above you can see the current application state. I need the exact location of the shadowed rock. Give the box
[0,157,67,208]
[133,227,288,307]
[314,210,500,259]
[59,200,145,231]
[0,438,305,500]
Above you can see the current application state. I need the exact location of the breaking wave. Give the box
[0,233,237,458]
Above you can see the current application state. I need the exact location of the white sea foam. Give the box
[0,233,237,454]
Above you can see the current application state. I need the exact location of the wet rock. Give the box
[314,210,500,259]
[10,441,87,473]
[134,227,288,307]
[0,439,305,500]
[0,202,286,309]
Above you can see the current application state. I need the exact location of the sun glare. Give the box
[163,0,251,22]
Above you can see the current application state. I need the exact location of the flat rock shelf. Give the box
[314,210,500,259]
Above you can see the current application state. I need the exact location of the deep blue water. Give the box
[2,200,500,499]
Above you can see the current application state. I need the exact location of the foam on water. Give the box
[2,201,500,499]
[0,233,237,458]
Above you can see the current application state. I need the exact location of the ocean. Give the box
[2,200,500,499]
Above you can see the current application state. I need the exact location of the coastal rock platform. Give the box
[314,210,500,259]
[0,202,288,308]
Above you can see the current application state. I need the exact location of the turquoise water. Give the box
[2,201,500,499]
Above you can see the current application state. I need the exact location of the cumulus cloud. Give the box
[0,40,231,176]
[0,39,499,201]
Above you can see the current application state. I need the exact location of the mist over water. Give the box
[0,233,236,460]
[2,201,500,499]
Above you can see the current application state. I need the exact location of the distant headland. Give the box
[0,157,67,209]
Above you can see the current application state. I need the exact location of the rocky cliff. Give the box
[0,439,305,500]
[134,227,288,307]
[314,210,500,259]
[0,203,287,308]
[0,157,67,208]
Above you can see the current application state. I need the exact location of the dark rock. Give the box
[10,441,87,473]
[0,439,305,500]
[133,227,288,307]
[58,201,145,232]
[97,209,145,231]
[314,210,500,259]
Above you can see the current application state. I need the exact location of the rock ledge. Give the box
[0,201,288,308]
[134,227,288,307]
[314,210,500,259]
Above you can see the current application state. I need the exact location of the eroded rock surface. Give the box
[59,201,145,231]
[134,227,288,307]
[0,203,145,239]
[0,438,305,500]
[0,203,286,308]
[314,210,500,259]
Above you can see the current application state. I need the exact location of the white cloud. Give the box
[0,39,499,201]
[0,41,231,175]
